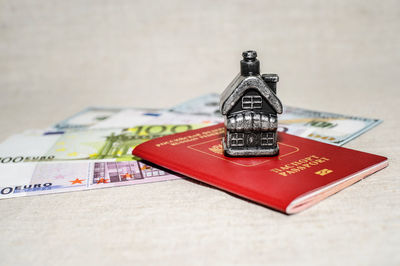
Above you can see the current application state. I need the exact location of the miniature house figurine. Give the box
[219,50,283,157]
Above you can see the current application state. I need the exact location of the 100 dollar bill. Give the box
[170,93,382,146]
[52,107,161,130]
[51,107,220,131]
[52,95,382,147]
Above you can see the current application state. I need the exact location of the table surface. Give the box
[1,1,399,265]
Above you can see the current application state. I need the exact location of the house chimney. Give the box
[240,50,260,76]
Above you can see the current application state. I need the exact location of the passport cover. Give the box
[132,124,388,214]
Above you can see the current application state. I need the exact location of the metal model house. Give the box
[219,50,283,157]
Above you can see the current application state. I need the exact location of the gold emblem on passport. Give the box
[315,169,333,176]
[209,144,223,155]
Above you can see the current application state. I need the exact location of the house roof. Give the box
[219,74,283,115]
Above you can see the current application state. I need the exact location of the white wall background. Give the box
[1,0,399,139]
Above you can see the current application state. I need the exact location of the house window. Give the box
[242,96,262,109]
[231,133,244,146]
[261,132,274,146]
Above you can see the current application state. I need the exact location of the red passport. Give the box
[133,124,388,214]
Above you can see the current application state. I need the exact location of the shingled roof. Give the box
[219,74,283,115]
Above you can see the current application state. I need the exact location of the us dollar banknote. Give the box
[51,107,220,131]
[169,93,382,146]
[53,107,126,130]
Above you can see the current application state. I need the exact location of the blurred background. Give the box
[1,0,399,141]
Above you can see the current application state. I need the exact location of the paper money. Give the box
[1,93,381,199]
[0,160,179,199]
[0,123,203,199]
[0,125,205,164]
[90,109,222,129]
[169,93,382,146]
[278,106,382,145]
[52,107,162,131]
[169,93,223,116]
[51,107,221,132]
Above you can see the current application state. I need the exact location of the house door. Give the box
[245,133,260,147]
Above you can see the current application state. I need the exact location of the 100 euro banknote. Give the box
[0,124,204,164]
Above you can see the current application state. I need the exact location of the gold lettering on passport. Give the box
[155,128,224,147]
[270,155,330,176]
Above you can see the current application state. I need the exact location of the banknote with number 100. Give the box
[0,125,204,164]
[0,124,203,198]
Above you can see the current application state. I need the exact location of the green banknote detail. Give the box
[44,124,205,162]
[95,124,202,161]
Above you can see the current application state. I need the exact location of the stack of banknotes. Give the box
[0,94,382,199]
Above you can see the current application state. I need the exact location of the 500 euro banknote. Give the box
[0,160,179,199]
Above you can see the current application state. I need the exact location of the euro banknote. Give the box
[0,124,206,198]
[0,160,179,199]
[0,124,205,165]
[169,93,382,146]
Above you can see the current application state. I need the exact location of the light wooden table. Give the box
[0,1,399,265]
